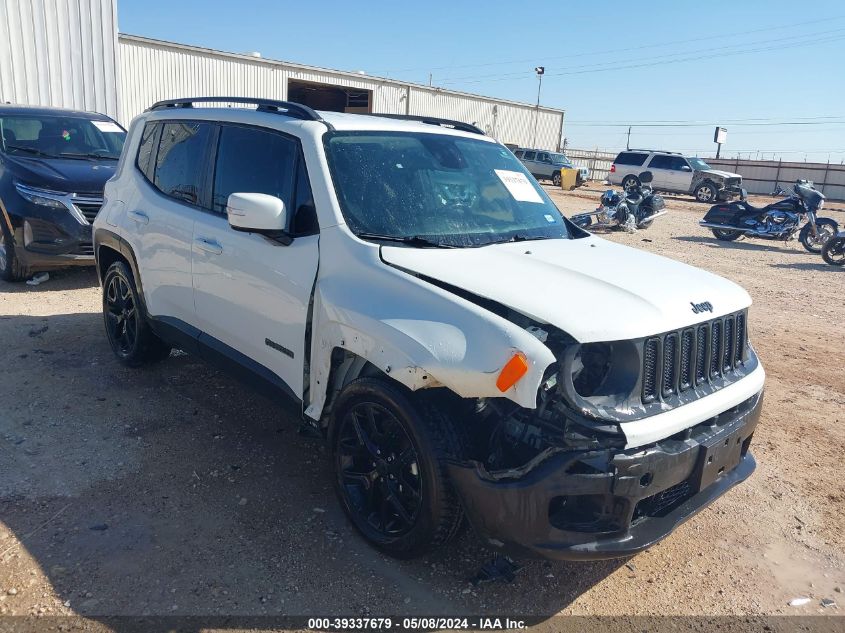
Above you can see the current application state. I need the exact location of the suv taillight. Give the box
[610,164,616,173]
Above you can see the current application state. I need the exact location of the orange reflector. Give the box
[496,352,529,392]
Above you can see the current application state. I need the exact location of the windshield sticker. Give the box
[544,214,556,223]
[494,170,543,204]
[62,130,71,141]
[92,120,123,133]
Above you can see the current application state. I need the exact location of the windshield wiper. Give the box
[4,144,56,158]
[58,151,119,160]
[355,232,456,248]
[481,234,558,246]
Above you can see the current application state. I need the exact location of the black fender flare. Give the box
[94,228,149,316]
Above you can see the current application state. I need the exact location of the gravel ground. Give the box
[0,184,843,630]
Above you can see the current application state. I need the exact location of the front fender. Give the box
[304,227,556,421]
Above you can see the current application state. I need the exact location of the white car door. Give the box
[191,123,319,399]
[643,155,673,190]
[665,156,694,192]
[127,120,213,324]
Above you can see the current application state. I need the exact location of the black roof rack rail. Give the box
[145,97,334,130]
[369,113,485,136]
[626,149,683,155]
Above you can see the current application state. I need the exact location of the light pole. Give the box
[532,66,544,148]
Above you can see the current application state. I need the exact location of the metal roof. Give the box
[118,34,565,116]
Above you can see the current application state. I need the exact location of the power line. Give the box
[370,15,844,75]
[439,32,845,84]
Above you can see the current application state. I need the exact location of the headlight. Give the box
[564,341,640,407]
[14,183,68,209]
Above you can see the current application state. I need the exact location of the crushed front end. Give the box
[448,311,764,560]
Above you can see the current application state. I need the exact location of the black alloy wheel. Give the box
[105,270,139,358]
[336,400,423,539]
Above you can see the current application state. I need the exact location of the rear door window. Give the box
[615,152,648,166]
[153,122,213,207]
[212,124,297,216]
[136,122,160,181]
[523,151,537,161]
[646,155,671,169]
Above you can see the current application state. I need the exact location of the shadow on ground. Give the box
[672,234,811,255]
[0,267,99,294]
[0,311,620,629]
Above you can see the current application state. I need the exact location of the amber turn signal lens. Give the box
[496,352,529,392]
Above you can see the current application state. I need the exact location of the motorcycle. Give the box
[699,180,838,253]
[571,171,667,231]
[821,230,845,266]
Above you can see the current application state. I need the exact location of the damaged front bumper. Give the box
[449,389,763,561]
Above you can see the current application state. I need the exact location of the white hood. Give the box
[702,169,742,179]
[381,236,751,343]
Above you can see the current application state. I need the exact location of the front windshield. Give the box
[0,114,125,160]
[550,153,572,166]
[325,131,570,247]
[688,157,711,170]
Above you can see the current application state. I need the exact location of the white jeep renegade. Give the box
[94,97,765,560]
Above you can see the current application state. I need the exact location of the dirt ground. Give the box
[0,183,843,630]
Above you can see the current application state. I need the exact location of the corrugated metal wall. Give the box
[706,158,845,200]
[0,0,120,119]
[117,35,564,149]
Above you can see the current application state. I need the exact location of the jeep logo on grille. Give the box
[690,301,713,314]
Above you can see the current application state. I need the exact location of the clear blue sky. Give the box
[118,0,845,162]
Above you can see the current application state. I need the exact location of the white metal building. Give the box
[0,0,565,150]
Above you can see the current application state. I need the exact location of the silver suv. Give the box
[514,148,588,187]
[609,150,742,203]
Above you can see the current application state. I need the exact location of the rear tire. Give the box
[712,228,742,241]
[329,378,464,559]
[622,175,640,191]
[0,227,30,282]
[102,261,171,367]
[821,236,845,266]
[799,218,838,253]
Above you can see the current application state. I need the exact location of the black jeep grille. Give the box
[642,310,748,404]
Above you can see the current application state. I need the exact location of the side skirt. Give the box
[150,316,302,409]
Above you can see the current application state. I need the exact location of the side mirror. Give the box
[638,171,654,184]
[227,192,287,232]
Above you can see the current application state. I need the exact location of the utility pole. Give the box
[532,66,544,148]
[626,125,631,150]
[428,73,432,87]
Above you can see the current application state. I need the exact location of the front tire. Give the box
[712,228,742,241]
[552,171,562,187]
[821,236,845,266]
[799,218,838,253]
[102,261,171,367]
[694,182,719,203]
[0,227,29,282]
[329,378,464,559]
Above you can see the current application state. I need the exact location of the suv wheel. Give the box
[0,228,29,282]
[622,175,640,191]
[329,377,464,558]
[552,171,562,187]
[103,261,171,366]
[694,182,718,203]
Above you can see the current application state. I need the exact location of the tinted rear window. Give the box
[154,122,213,206]
[523,151,536,161]
[614,152,648,166]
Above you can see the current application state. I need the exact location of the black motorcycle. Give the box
[571,171,666,231]
[821,230,845,266]
[699,180,838,253]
